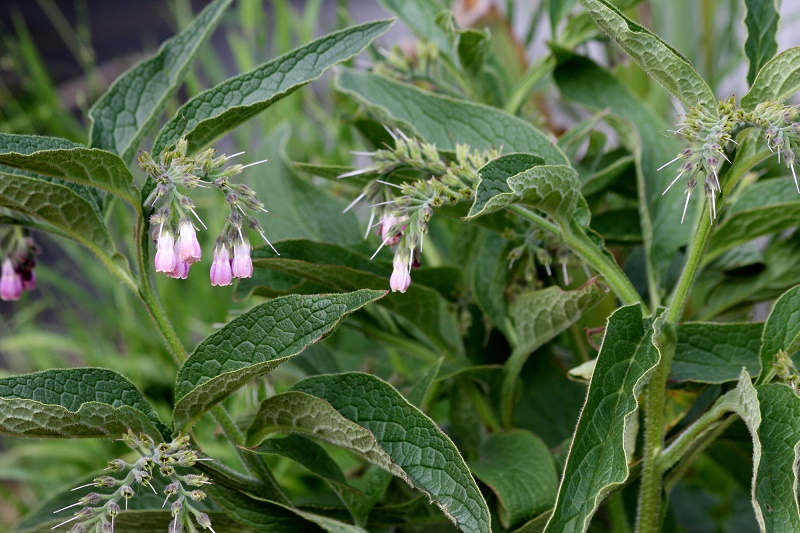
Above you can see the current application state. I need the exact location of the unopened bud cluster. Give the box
[662,96,800,223]
[0,226,39,301]
[139,137,277,287]
[773,350,800,395]
[373,40,441,84]
[341,128,499,292]
[53,431,215,533]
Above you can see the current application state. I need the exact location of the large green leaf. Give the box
[744,0,780,87]
[0,368,168,440]
[293,372,492,533]
[469,232,514,340]
[759,285,800,380]
[753,384,800,531]
[672,322,763,383]
[0,172,133,286]
[0,134,140,209]
[236,239,463,356]
[469,430,558,528]
[246,391,406,477]
[553,50,686,286]
[172,290,384,431]
[544,304,660,532]
[741,47,800,110]
[576,0,716,110]
[707,178,800,262]
[89,0,232,163]
[153,20,392,155]
[467,154,579,226]
[335,69,567,165]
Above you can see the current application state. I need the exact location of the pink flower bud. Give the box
[378,214,408,246]
[0,259,22,301]
[210,245,232,286]
[232,241,253,278]
[177,220,202,264]
[389,253,411,293]
[155,231,177,273]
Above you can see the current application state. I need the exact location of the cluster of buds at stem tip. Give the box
[339,127,499,292]
[139,137,278,287]
[0,227,39,301]
[53,431,215,533]
[660,96,800,224]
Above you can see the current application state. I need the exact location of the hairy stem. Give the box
[637,202,713,532]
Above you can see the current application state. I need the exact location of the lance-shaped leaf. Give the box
[744,0,780,87]
[172,290,384,431]
[292,372,492,533]
[0,368,169,440]
[502,278,607,426]
[0,172,134,286]
[469,430,558,528]
[246,391,406,482]
[742,47,800,110]
[672,322,763,383]
[576,0,716,111]
[336,69,567,165]
[0,134,140,209]
[153,20,392,155]
[544,304,660,532]
[89,0,232,163]
[466,153,580,226]
[248,434,373,526]
[237,239,463,356]
[753,384,800,532]
[759,285,800,380]
[707,178,800,262]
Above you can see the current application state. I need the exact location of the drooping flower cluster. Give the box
[0,227,39,301]
[661,96,800,223]
[139,138,277,286]
[341,128,499,292]
[53,431,214,533]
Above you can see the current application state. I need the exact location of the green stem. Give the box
[510,206,643,306]
[637,202,713,532]
[607,491,632,533]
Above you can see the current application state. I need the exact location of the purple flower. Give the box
[167,253,190,280]
[232,241,253,278]
[177,220,202,264]
[389,252,411,293]
[20,269,36,290]
[378,214,408,246]
[210,245,232,286]
[0,259,22,301]
[155,230,177,273]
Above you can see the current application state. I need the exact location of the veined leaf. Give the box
[707,178,800,262]
[293,372,492,533]
[336,69,567,165]
[466,153,579,226]
[172,290,384,431]
[576,0,717,110]
[0,172,134,286]
[470,430,558,528]
[0,368,168,440]
[759,285,800,380]
[0,134,140,209]
[744,0,780,87]
[153,20,392,155]
[544,304,660,532]
[672,322,763,383]
[753,384,800,531]
[742,47,800,110]
[89,0,232,163]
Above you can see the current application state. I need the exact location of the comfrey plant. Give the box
[3,1,800,533]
